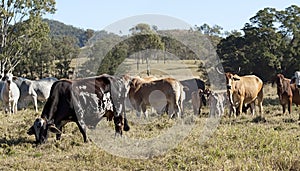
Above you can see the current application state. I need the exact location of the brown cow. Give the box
[128,77,184,118]
[275,74,300,115]
[225,73,263,117]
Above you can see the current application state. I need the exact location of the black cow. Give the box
[27,74,131,144]
[180,78,206,104]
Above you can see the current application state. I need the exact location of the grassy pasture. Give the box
[1,60,300,170]
[0,85,300,170]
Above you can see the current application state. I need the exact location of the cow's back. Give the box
[237,75,263,103]
[34,77,58,100]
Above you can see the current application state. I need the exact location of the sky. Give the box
[44,0,299,34]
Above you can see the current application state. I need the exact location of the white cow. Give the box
[1,73,20,114]
[17,77,58,112]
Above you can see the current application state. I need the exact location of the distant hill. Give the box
[43,19,94,47]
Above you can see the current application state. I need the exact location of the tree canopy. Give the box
[0,0,56,73]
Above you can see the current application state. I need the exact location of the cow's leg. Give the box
[134,101,143,118]
[8,101,12,114]
[174,103,181,118]
[238,97,244,116]
[288,97,292,114]
[282,104,286,115]
[55,127,63,140]
[32,95,38,112]
[193,102,199,115]
[76,121,88,143]
[168,101,176,118]
[250,102,255,116]
[141,103,148,118]
[257,87,263,115]
[12,101,17,114]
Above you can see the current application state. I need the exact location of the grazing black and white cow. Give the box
[18,77,58,112]
[27,74,131,144]
[1,72,20,114]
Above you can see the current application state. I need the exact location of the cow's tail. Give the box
[123,107,130,131]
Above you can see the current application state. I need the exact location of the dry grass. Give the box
[1,88,300,170]
[1,60,300,170]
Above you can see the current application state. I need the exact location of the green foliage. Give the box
[44,19,94,47]
[217,5,300,81]
[0,0,55,73]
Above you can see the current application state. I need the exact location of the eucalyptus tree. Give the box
[0,0,55,73]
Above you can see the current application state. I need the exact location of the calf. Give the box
[1,73,20,114]
[27,74,130,144]
[207,90,227,117]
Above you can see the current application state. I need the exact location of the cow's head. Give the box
[27,118,61,144]
[294,71,300,88]
[275,74,285,90]
[225,72,240,90]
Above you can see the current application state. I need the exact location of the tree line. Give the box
[0,1,299,82]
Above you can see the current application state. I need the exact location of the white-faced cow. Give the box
[294,71,300,88]
[1,72,20,114]
[128,77,184,118]
[27,74,131,144]
[18,77,58,112]
[225,72,263,117]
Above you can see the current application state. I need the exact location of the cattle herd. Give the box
[1,69,300,144]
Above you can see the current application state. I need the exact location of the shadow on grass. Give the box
[251,115,267,123]
[0,137,34,146]
[263,97,279,106]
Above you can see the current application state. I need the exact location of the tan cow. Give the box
[128,77,184,118]
[225,73,263,117]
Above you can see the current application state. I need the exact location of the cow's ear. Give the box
[183,86,189,92]
[48,125,62,134]
[233,75,240,81]
[291,76,296,84]
[27,126,35,135]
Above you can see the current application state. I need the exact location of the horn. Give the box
[237,67,241,74]
[216,66,225,74]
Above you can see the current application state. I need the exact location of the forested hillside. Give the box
[43,19,94,48]
[0,1,299,82]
